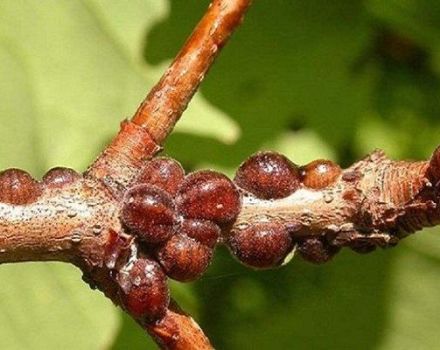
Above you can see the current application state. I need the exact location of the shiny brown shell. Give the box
[176,170,241,224]
[121,184,177,243]
[234,151,300,199]
[0,168,42,204]
[156,234,213,282]
[180,219,220,248]
[301,160,341,189]
[137,157,185,195]
[117,257,170,321]
[43,167,81,188]
[227,222,294,269]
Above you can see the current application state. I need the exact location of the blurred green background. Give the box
[0,0,440,349]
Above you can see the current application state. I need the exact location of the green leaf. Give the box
[265,130,337,164]
[0,263,119,350]
[367,0,440,51]
[376,239,440,350]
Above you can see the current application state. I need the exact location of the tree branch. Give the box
[146,301,213,350]
[1,0,252,349]
[87,0,252,196]
[0,175,116,265]
[228,149,440,264]
[1,149,440,348]
[131,0,252,143]
[0,170,214,349]
[2,0,439,349]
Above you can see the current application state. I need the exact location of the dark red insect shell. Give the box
[301,160,341,189]
[43,167,81,188]
[234,151,300,199]
[297,237,340,264]
[227,222,293,269]
[104,229,133,270]
[117,257,169,321]
[156,234,213,282]
[176,170,241,224]
[180,219,220,248]
[0,168,42,204]
[121,185,177,243]
[137,157,185,195]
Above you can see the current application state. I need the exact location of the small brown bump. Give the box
[180,219,220,248]
[234,152,300,199]
[43,167,81,187]
[121,185,177,243]
[342,170,362,182]
[227,222,293,269]
[137,157,185,195]
[0,168,42,204]
[177,170,241,224]
[297,237,340,264]
[301,159,341,189]
[117,257,170,321]
[156,234,213,282]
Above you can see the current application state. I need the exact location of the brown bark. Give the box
[1,148,440,349]
[4,1,252,349]
[131,0,252,143]
[231,149,440,255]
[87,0,252,198]
[146,302,213,350]
[2,0,439,349]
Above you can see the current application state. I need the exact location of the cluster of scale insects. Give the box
[0,152,346,322]
[113,152,343,322]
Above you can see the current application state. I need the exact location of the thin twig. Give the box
[132,0,252,144]
[146,301,213,350]
[87,0,252,195]
[86,0,252,348]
